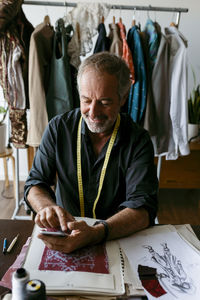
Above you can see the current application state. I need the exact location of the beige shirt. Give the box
[27,21,54,147]
[109,23,123,57]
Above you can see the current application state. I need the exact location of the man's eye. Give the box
[81,99,91,104]
[101,101,110,106]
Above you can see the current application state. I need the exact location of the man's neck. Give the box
[88,130,113,158]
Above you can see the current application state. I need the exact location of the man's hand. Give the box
[35,205,75,232]
[37,219,105,253]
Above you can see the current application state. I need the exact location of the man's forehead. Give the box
[81,68,117,79]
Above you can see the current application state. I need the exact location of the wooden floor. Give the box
[0,181,200,224]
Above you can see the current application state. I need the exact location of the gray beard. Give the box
[82,115,112,133]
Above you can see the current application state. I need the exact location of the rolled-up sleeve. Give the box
[119,131,158,225]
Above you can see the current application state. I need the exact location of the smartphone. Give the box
[39,228,67,237]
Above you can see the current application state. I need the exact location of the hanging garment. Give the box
[117,21,135,84]
[7,45,26,109]
[67,2,110,57]
[140,30,156,130]
[67,22,81,69]
[9,107,27,148]
[2,42,26,110]
[93,23,110,53]
[66,24,80,110]
[108,23,123,57]
[27,21,54,147]
[143,19,161,75]
[165,26,190,160]
[127,25,147,124]
[0,0,23,32]
[147,34,171,155]
[46,19,74,121]
[0,3,34,148]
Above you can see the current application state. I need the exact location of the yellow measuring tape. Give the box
[77,114,121,218]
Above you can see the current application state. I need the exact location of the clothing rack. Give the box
[12,1,189,220]
[23,1,188,12]
[23,1,188,26]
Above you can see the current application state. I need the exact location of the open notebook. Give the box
[22,217,125,296]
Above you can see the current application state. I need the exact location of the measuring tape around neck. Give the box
[77,114,121,218]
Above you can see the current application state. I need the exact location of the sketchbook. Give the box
[119,224,200,300]
[22,219,200,298]
[22,217,125,296]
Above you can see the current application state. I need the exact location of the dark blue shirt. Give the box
[24,109,158,223]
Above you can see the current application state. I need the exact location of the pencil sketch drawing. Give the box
[143,243,196,297]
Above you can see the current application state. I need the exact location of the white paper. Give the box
[23,222,125,296]
[119,230,200,300]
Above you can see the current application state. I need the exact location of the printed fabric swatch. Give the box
[39,243,109,274]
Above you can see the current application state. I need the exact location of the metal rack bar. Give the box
[23,1,189,13]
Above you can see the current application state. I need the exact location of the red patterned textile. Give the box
[39,244,109,274]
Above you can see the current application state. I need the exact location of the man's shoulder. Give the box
[120,113,148,138]
[49,108,81,128]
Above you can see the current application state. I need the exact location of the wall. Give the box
[0,0,199,181]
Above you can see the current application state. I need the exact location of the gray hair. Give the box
[77,52,131,100]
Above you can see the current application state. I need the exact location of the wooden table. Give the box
[0,220,34,298]
[1,220,200,299]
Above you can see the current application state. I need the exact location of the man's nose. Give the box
[89,101,99,119]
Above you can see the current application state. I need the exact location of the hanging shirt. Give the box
[93,23,110,53]
[149,34,171,155]
[7,45,26,109]
[67,2,110,57]
[127,25,147,124]
[143,19,161,75]
[117,21,135,84]
[27,21,54,147]
[0,8,34,148]
[165,26,190,160]
[108,23,123,57]
[46,18,74,121]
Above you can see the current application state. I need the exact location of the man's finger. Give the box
[35,211,51,228]
[55,207,75,231]
[67,220,88,232]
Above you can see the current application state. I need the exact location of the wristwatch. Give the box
[93,220,109,243]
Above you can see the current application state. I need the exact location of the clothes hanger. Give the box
[154,11,157,23]
[132,7,136,26]
[63,0,70,26]
[147,9,151,20]
[44,15,51,26]
[170,12,178,27]
[112,5,116,24]
[44,3,51,26]
[119,6,122,23]
[169,12,176,27]
[170,22,177,27]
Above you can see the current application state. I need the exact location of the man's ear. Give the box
[120,90,129,107]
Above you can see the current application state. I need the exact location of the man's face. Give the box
[80,69,124,134]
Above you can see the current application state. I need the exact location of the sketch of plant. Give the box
[143,243,196,297]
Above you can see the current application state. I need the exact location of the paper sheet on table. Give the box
[119,229,200,300]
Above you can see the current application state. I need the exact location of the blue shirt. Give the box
[127,26,147,124]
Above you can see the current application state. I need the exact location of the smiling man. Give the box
[24,52,158,253]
